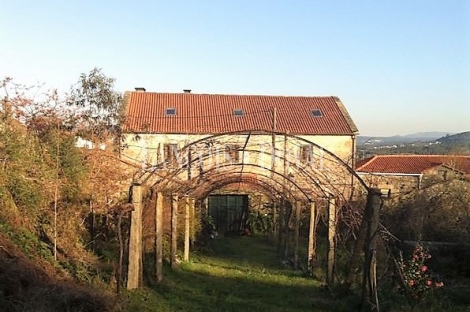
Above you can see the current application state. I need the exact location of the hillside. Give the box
[0,135,127,311]
[0,72,137,310]
[437,131,470,146]
[0,97,130,310]
[357,132,452,146]
[358,131,470,157]
[0,232,116,311]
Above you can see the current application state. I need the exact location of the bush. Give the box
[398,243,444,305]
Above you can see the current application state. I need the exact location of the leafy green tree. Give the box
[68,68,123,144]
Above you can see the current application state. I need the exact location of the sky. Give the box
[1,0,469,136]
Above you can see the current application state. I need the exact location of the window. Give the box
[300,144,313,163]
[225,145,240,163]
[233,109,244,116]
[163,144,178,167]
[311,109,323,117]
[438,169,448,181]
[380,188,391,198]
[165,108,176,116]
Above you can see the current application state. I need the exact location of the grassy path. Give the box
[126,236,352,312]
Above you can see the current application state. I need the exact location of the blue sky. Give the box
[1,0,469,136]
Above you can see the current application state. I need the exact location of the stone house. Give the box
[120,89,360,233]
[355,154,470,197]
[121,89,358,167]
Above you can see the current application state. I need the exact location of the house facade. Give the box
[355,155,470,197]
[121,89,358,171]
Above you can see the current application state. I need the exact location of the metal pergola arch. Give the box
[174,166,301,202]
[188,175,286,202]
[160,130,367,187]
[135,130,369,199]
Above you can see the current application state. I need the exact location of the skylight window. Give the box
[233,109,244,116]
[311,109,323,117]
[166,108,176,116]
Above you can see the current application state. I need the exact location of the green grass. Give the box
[125,236,356,312]
[124,236,470,312]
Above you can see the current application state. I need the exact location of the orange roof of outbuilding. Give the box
[122,91,358,135]
[356,155,470,175]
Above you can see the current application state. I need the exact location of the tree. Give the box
[68,68,123,144]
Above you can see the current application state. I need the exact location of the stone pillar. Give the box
[155,191,163,282]
[184,197,190,262]
[327,197,336,285]
[294,200,301,269]
[361,189,382,312]
[127,182,142,289]
[308,201,316,273]
[170,193,178,268]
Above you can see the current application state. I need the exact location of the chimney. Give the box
[183,89,191,93]
[135,87,146,92]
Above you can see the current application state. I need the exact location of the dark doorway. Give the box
[208,195,248,235]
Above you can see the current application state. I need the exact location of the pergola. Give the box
[125,130,377,290]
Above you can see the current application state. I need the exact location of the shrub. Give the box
[398,243,444,304]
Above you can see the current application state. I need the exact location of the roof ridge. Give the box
[355,155,377,171]
[128,91,337,98]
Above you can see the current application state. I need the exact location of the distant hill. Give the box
[402,131,452,140]
[357,131,470,157]
[358,132,452,146]
[437,131,470,145]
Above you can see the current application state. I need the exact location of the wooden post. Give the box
[155,191,163,282]
[190,198,196,246]
[283,201,291,259]
[170,193,178,268]
[127,182,142,290]
[187,147,192,180]
[361,189,382,312]
[327,197,336,286]
[272,201,277,241]
[307,201,316,273]
[347,197,372,286]
[277,200,284,253]
[294,201,302,269]
[280,132,288,254]
[271,107,277,175]
[184,197,190,262]
[114,203,136,293]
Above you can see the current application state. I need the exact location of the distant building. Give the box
[356,155,470,197]
[75,137,106,150]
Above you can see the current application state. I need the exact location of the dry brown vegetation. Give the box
[0,233,120,312]
[0,73,130,311]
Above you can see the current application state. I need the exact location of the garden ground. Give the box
[124,235,470,312]
[126,236,357,312]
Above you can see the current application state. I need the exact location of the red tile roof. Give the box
[122,91,358,135]
[356,155,470,175]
